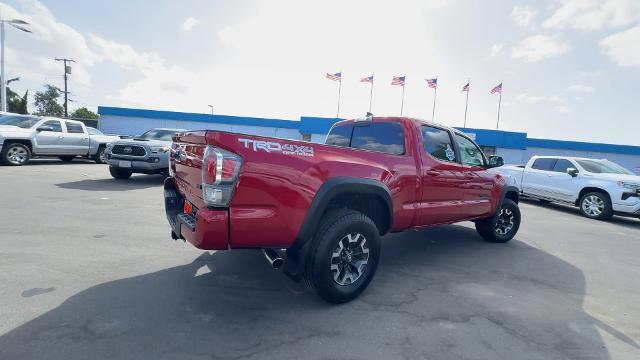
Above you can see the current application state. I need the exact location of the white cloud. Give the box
[566,84,596,93]
[182,17,200,31]
[511,6,537,27]
[488,43,505,58]
[511,35,570,62]
[516,93,570,113]
[543,0,640,31]
[599,26,640,67]
[0,1,98,89]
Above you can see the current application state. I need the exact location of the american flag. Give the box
[391,76,405,86]
[326,72,342,81]
[426,78,437,88]
[461,82,470,92]
[360,75,374,83]
[491,83,503,94]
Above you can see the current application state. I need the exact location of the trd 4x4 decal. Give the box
[238,138,314,157]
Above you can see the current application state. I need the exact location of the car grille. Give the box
[111,144,146,156]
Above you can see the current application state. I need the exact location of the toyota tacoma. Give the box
[164,116,521,303]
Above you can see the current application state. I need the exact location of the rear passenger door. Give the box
[62,121,90,155]
[522,158,557,198]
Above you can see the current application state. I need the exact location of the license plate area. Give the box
[119,160,132,168]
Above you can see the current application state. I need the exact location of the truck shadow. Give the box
[55,176,164,192]
[1,226,635,359]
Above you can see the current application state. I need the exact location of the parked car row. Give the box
[494,155,640,220]
[0,113,124,165]
[0,112,182,181]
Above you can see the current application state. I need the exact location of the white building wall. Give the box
[496,148,525,165]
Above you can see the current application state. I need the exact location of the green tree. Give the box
[33,85,64,117]
[7,88,28,114]
[70,107,99,119]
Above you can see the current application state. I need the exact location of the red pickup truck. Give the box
[164,116,520,303]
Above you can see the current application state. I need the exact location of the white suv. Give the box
[497,156,640,220]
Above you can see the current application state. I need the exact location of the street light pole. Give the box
[208,104,214,115]
[0,18,31,112]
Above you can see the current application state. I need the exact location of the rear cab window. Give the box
[326,122,405,155]
[531,158,557,171]
[65,121,85,134]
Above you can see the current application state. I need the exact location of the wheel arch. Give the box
[2,139,33,151]
[576,187,611,206]
[283,177,392,281]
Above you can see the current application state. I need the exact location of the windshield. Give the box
[0,115,40,129]
[135,129,179,141]
[576,159,633,175]
[87,127,104,135]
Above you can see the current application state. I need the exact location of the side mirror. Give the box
[487,155,504,168]
[567,167,579,177]
[36,126,54,132]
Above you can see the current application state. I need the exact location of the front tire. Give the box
[306,209,381,304]
[475,198,521,243]
[1,143,31,166]
[579,192,613,220]
[94,146,107,164]
[109,166,132,179]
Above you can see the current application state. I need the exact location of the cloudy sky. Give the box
[1,0,639,144]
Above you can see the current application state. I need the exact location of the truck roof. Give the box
[335,116,460,134]
[531,155,607,161]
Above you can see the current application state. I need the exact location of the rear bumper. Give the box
[164,177,229,250]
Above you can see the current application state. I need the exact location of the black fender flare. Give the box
[283,177,393,280]
[498,185,520,211]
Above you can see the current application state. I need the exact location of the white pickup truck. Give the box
[496,155,640,220]
[0,113,120,166]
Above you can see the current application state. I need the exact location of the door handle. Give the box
[58,135,64,139]
[464,172,475,179]
[426,170,440,177]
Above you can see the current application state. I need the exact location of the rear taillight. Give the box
[202,146,242,207]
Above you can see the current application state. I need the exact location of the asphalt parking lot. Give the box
[0,161,639,360]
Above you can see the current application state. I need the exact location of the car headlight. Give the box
[150,145,170,153]
[617,181,640,190]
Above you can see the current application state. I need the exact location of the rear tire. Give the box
[1,143,31,166]
[58,155,75,162]
[579,192,613,220]
[305,209,381,304]
[475,199,521,243]
[109,166,132,179]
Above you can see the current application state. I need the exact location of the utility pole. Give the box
[55,58,75,117]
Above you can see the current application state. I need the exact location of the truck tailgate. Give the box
[171,131,208,208]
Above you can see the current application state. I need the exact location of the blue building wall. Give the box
[97,106,640,174]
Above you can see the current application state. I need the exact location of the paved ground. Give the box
[0,160,639,360]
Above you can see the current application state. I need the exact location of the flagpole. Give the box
[431,85,437,122]
[496,81,502,130]
[369,73,374,112]
[463,79,470,128]
[400,82,405,116]
[336,77,342,118]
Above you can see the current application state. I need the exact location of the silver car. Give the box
[0,113,120,166]
[106,128,185,179]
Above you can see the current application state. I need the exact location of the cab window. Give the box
[41,120,62,132]
[350,123,404,155]
[65,122,84,134]
[421,125,456,162]
[531,158,556,171]
[552,159,574,173]
[325,124,353,147]
[454,134,485,166]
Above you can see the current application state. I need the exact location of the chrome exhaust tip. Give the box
[262,248,284,269]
